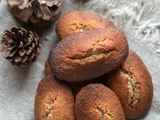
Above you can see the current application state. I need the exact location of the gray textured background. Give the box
[0,0,160,120]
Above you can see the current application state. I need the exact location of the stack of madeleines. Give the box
[34,11,153,120]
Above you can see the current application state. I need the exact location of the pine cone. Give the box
[0,26,41,67]
[7,0,64,27]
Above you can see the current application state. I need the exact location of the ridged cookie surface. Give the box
[34,75,75,120]
[75,84,125,120]
[56,10,115,39]
[49,28,129,82]
[105,49,153,119]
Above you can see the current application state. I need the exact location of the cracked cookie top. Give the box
[34,75,75,120]
[49,28,129,82]
[75,83,125,120]
[105,49,153,120]
[56,10,116,39]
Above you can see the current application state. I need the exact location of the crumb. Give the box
[45,36,49,41]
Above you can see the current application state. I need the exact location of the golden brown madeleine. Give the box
[75,84,125,120]
[56,10,116,39]
[45,57,53,75]
[105,49,153,120]
[49,28,129,82]
[34,75,75,120]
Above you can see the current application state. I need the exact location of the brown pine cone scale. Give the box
[0,26,41,67]
[7,0,64,27]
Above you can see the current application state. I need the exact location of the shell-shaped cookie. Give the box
[105,49,153,119]
[49,28,129,82]
[75,84,125,120]
[34,75,75,120]
[56,10,116,39]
